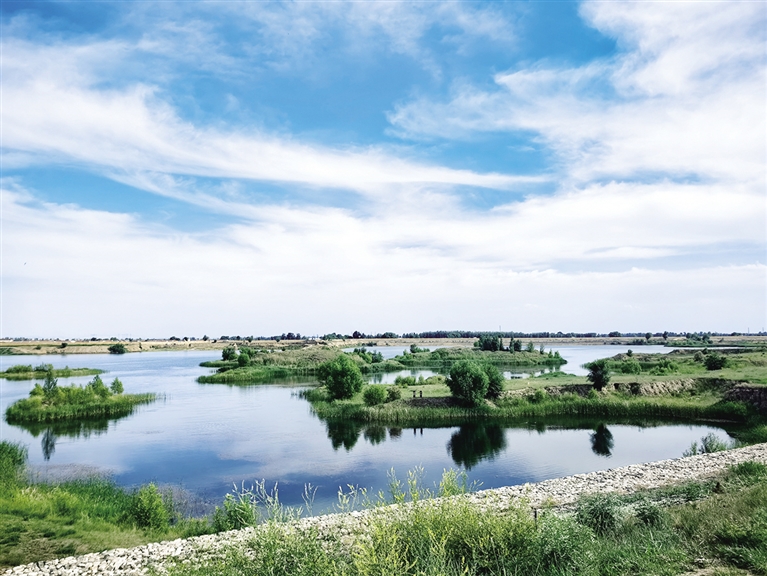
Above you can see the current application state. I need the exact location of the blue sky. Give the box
[2,1,765,338]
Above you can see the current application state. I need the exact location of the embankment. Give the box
[5,443,767,576]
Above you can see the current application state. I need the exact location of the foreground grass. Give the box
[0,442,212,569]
[162,462,767,576]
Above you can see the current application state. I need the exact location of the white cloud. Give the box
[388,1,766,185]
[3,185,764,337]
[1,38,530,200]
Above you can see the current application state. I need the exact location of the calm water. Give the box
[0,345,727,513]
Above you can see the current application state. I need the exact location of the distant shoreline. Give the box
[1,335,765,356]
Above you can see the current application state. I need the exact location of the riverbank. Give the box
[4,335,766,356]
[5,443,766,576]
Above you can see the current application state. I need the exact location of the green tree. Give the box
[586,359,610,391]
[110,377,124,394]
[222,346,237,361]
[86,375,110,398]
[446,360,489,407]
[483,364,504,400]
[317,354,365,400]
[108,343,127,354]
[42,369,58,399]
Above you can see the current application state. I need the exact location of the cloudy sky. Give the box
[2,0,765,338]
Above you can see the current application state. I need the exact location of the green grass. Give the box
[0,442,211,569]
[161,462,767,576]
[0,366,103,381]
[394,347,567,368]
[5,381,157,423]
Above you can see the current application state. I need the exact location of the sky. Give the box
[1,0,765,339]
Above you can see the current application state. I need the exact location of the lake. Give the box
[0,345,729,514]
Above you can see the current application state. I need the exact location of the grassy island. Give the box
[197,342,564,384]
[4,373,156,424]
[0,364,103,381]
[305,348,767,444]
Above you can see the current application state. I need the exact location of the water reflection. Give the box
[590,424,614,457]
[14,418,113,461]
[446,423,507,470]
[326,420,361,451]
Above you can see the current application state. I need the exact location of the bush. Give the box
[317,355,365,400]
[363,385,387,406]
[386,386,401,402]
[586,359,610,391]
[394,375,416,387]
[42,369,58,398]
[635,499,666,528]
[483,363,504,400]
[446,360,488,407]
[108,343,127,354]
[222,346,237,361]
[128,483,169,530]
[704,352,729,370]
[650,358,678,375]
[576,493,620,535]
[619,358,642,374]
[6,364,33,373]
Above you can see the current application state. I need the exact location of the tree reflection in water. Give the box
[590,424,614,457]
[325,420,362,451]
[447,423,507,470]
[41,429,56,461]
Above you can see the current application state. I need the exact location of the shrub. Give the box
[619,358,642,374]
[576,493,620,535]
[110,377,124,394]
[650,358,678,375]
[222,346,237,361]
[635,498,666,528]
[386,386,401,402]
[128,483,169,530]
[394,375,416,387]
[108,343,127,354]
[237,353,250,367]
[6,364,33,373]
[317,354,365,400]
[363,385,387,406]
[446,360,489,407]
[586,359,610,391]
[483,363,504,400]
[704,352,728,370]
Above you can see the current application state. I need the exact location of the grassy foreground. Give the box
[162,462,767,576]
[0,442,212,568]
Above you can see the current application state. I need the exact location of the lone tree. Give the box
[318,354,365,400]
[586,359,610,391]
[108,343,127,354]
[446,360,489,407]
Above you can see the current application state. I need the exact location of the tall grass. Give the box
[5,393,156,423]
[0,441,211,568]
[164,463,767,576]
